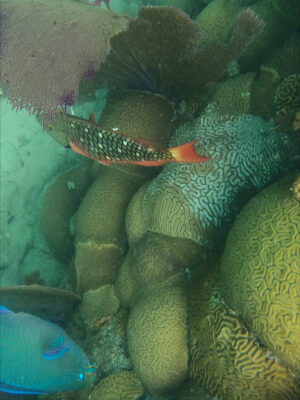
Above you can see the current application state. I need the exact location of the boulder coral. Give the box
[239,0,300,71]
[40,163,94,264]
[116,231,203,307]
[189,266,300,400]
[127,114,295,250]
[72,90,174,294]
[91,370,143,400]
[221,172,300,376]
[196,0,244,42]
[127,274,189,396]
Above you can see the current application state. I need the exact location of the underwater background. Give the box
[0,0,299,399]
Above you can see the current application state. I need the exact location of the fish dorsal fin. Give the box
[43,335,69,360]
[89,112,96,124]
[0,305,12,314]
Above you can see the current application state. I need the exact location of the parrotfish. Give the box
[0,306,95,395]
[48,113,209,167]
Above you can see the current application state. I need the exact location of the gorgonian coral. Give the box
[100,7,264,99]
[0,0,129,122]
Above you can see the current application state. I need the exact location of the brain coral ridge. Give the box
[141,114,293,249]
[220,172,300,376]
[189,269,300,400]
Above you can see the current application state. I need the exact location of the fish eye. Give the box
[78,372,84,381]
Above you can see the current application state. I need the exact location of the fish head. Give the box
[36,109,70,148]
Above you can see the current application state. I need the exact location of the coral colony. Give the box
[0,0,299,399]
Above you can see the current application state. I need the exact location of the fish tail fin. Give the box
[169,140,209,163]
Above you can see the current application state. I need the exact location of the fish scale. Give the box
[0,308,95,394]
[65,119,173,163]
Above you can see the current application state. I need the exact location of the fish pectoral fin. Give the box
[0,305,12,314]
[43,335,69,360]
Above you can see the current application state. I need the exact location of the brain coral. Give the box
[189,267,300,400]
[220,172,300,376]
[91,370,144,400]
[136,114,293,249]
[127,275,188,396]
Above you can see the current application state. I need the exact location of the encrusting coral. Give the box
[220,172,300,376]
[189,265,300,400]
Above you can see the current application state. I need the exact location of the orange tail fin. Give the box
[169,140,209,163]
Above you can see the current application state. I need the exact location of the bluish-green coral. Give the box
[141,114,294,249]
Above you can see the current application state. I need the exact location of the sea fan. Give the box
[0,0,129,122]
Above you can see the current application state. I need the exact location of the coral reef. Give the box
[196,0,243,42]
[221,172,300,376]
[274,74,300,127]
[80,284,120,329]
[264,34,300,78]
[175,380,213,400]
[249,65,280,119]
[23,270,45,286]
[128,114,293,250]
[127,274,189,396]
[292,175,300,201]
[91,370,144,400]
[0,285,80,324]
[0,0,129,122]
[189,266,300,400]
[116,231,203,307]
[40,163,94,264]
[102,6,263,101]
[73,90,174,293]
[207,72,255,116]
[239,0,300,71]
[140,0,202,17]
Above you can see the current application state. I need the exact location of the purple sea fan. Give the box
[0,0,129,122]
[102,7,264,101]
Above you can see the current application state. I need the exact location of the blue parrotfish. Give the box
[0,306,95,395]
[48,113,209,167]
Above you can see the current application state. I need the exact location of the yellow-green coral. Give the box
[127,275,189,396]
[275,74,300,127]
[73,90,174,293]
[221,172,300,376]
[40,163,93,263]
[196,0,243,42]
[115,231,204,308]
[91,370,144,400]
[239,0,300,71]
[292,175,300,202]
[189,267,300,400]
[79,284,120,329]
